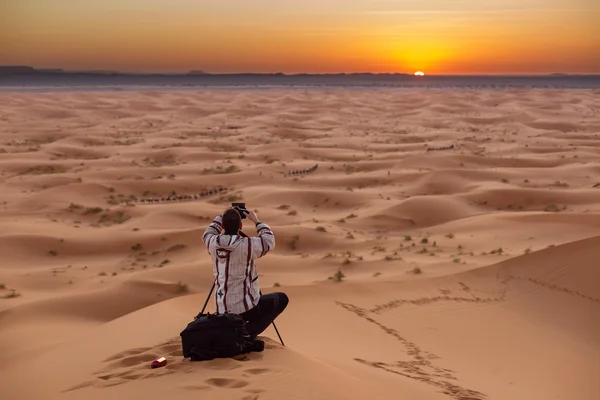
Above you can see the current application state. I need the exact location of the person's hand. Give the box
[247,210,259,223]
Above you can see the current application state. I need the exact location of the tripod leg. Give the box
[259,290,285,346]
[201,281,216,315]
[272,321,285,347]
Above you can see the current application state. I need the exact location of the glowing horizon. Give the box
[1,0,599,75]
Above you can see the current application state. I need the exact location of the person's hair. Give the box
[222,208,242,235]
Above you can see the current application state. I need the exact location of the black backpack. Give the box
[180,312,264,361]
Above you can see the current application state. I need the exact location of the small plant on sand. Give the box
[453,258,461,263]
[0,283,5,290]
[98,272,107,276]
[160,259,170,267]
[544,203,566,212]
[273,282,281,287]
[287,210,298,216]
[331,270,345,282]
[490,247,504,255]
[131,243,142,251]
[342,258,352,265]
[501,178,509,183]
[112,272,117,276]
[227,194,241,202]
[219,165,240,174]
[421,237,429,244]
[106,195,119,206]
[20,165,65,175]
[277,204,291,210]
[524,248,532,254]
[68,203,83,211]
[346,213,358,219]
[411,267,422,274]
[48,250,58,256]
[176,281,188,293]
[84,207,103,215]
[289,234,300,250]
[316,226,327,232]
[346,232,355,239]
[404,235,412,241]
[99,211,131,225]
[445,233,455,239]
[3,290,20,299]
[167,244,187,252]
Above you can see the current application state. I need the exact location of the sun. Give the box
[414,71,425,76]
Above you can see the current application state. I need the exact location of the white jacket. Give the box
[202,215,275,314]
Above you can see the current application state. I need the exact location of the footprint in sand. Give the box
[244,368,270,376]
[102,347,153,362]
[241,388,266,400]
[72,336,274,391]
[205,377,249,389]
[114,370,145,380]
[205,357,245,370]
[108,353,161,368]
[180,384,212,391]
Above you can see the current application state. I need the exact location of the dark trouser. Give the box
[239,292,289,337]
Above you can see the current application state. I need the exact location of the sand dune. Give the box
[0,89,599,400]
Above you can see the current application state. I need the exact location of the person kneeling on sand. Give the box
[202,207,288,338]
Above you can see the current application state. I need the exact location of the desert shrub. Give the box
[176,281,188,293]
[332,270,345,282]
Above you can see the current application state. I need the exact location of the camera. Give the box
[232,202,248,219]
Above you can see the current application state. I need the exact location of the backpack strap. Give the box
[242,237,253,311]
[247,236,252,265]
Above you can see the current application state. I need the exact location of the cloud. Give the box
[365,0,592,14]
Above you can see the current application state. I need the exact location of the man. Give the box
[202,207,288,338]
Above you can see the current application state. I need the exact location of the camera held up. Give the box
[232,202,248,219]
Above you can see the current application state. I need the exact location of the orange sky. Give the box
[1,0,599,74]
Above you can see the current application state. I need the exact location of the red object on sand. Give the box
[151,357,167,369]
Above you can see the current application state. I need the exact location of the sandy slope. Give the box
[0,88,599,400]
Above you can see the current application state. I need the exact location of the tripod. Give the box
[200,282,285,346]
[200,230,285,347]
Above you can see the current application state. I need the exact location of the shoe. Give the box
[251,338,265,352]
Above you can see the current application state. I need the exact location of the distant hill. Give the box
[1,66,598,89]
[1,66,598,78]
[0,66,412,77]
[0,66,36,74]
